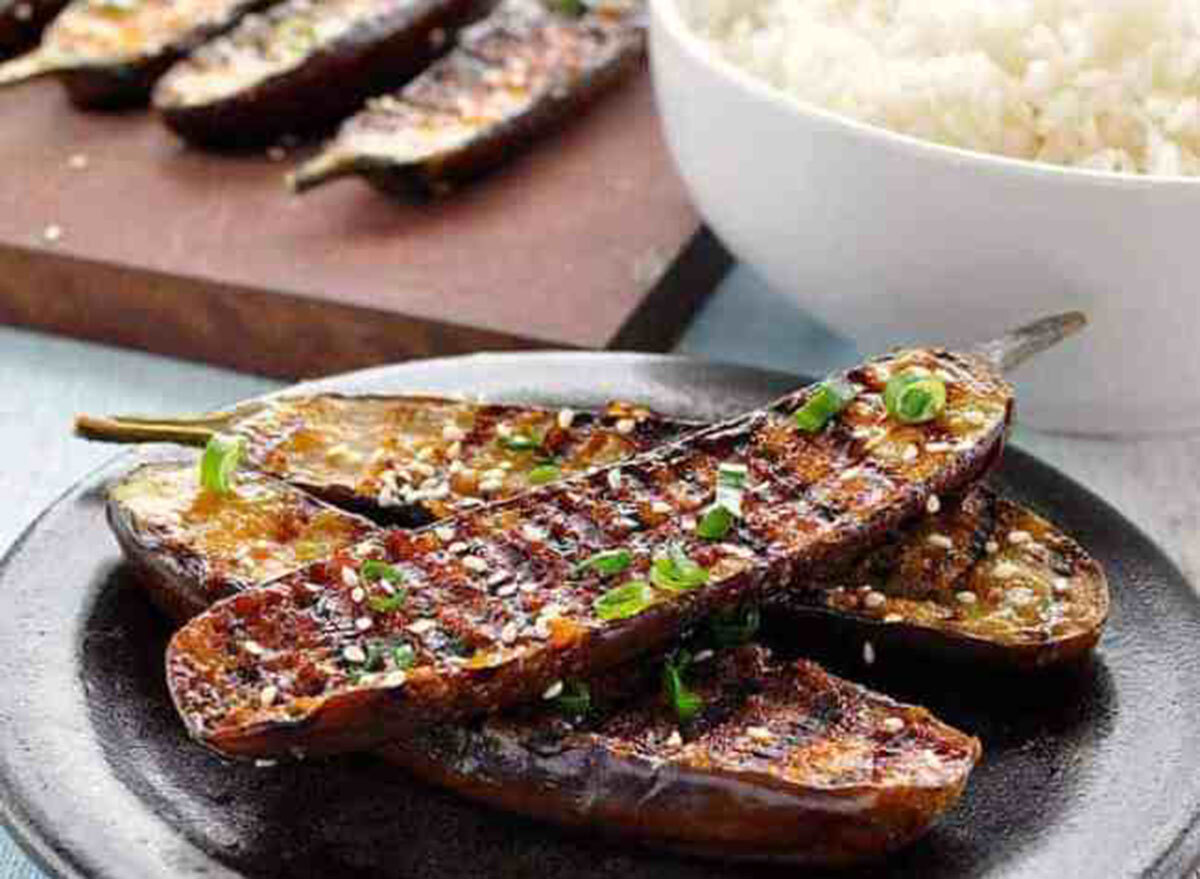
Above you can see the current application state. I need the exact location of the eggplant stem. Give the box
[287,151,360,194]
[972,312,1087,375]
[74,408,251,446]
[0,50,60,87]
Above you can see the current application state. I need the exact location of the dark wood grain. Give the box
[0,73,728,380]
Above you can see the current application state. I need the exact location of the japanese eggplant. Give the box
[288,0,645,196]
[166,336,1024,759]
[0,0,273,109]
[106,462,981,866]
[153,0,487,148]
[0,0,68,60]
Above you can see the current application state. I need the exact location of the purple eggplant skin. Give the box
[153,0,491,149]
[0,0,68,61]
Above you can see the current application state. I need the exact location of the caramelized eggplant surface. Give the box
[382,646,980,866]
[0,0,270,108]
[154,0,485,147]
[289,0,645,195]
[0,0,67,60]
[165,345,1012,759]
[776,488,1110,668]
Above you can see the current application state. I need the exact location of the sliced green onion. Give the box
[650,547,709,593]
[500,433,542,452]
[662,651,703,723]
[199,433,246,494]
[710,603,761,647]
[593,580,655,620]
[392,643,416,670]
[715,461,748,516]
[363,644,387,671]
[574,548,633,578]
[368,592,407,613]
[884,370,947,424]
[696,504,734,541]
[555,679,591,718]
[548,0,587,15]
[361,560,404,585]
[793,379,859,433]
[528,464,561,485]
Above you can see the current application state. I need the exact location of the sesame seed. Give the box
[341,567,359,588]
[448,541,469,555]
[902,444,919,462]
[615,418,636,435]
[435,525,456,542]
[350,587,365,604]
[408,618,437,635]
[692,649,715,663]
[67,153,89,170]
[355,616,373,632]
[442,423,466,442]
[665,730,683,748]
[1007,587,1036,607]
[496,583,518,598]
[463,556,489,573]
[963,410,987,426]
[259,685,279,707]
[1053,577,1071,594]
[986,540,1000,554]
[243,640,265,656]
[42,224,62,243]
[254,759,277,769]
[343,645,367,663]
[495,423,513,438]
[557,409,575,430]
[1008,530,1032,545]
[993,561,1021,579]
[607,469,622,492]
[479,478,504,494]
[956,591,977,605]
[863,640,876,665]
[446,441,461,460]
[926,495,941,514]
[864,591,886,609]
[927,533,954,550]
[499,622,519,644]
[522,524,548,542]
[651,500,672,514]
[542,680,564,700]
[883,613,903,623]
[882,716,905,733]
[746,726,773,742]
[925,442,952,453]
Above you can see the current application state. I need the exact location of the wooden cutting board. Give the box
[0,73,729,379]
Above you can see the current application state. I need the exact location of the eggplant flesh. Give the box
[164,344,1012,759]
[153,0,488,148]
[0,0,68,60]
[289,0,645,196]
[0,0,272,108]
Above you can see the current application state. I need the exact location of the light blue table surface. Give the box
[1,264,1195,878]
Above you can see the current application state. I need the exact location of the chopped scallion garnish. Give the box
[199,433,246,494]
[361,560,404,585]
[662,651,703,723]
[528,464,561,485]
[500,433,542,452]
[696,504,734,540]
[884,371,947,424]
[715,461,748,516]
[593,580,655,620]
[650,547,709,592]
[793,379,859,432]
[392,643,416,670]
[574,548,633,578]
[368,592,407,613]
[555,679,591,718]
[709,603,760,647]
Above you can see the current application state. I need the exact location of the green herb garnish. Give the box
[574,548,633,578]
[548,0,586,15]
[361,560,404,585]
[392,643,416,670]
[199,433,246,494]
[650,547,709,593]
[555,679,591,718]
[528,464,561,485]
[368,592,407,613]
[709,603,760,647]
[500,433,542,452]
[662,651,703,723]
[884,370,947,424]
[793,379,859,432]
[696,504,734,540]
[593,580,655,620]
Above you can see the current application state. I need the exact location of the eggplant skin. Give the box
[154,0,489,149]
[772,490,1110,671]
[379,648,980,867]
[0,0,67,61]
[166,347,1012,760]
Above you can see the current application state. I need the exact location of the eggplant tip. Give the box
[288,151,355,194]
[0,49,57,86]
[976,310,1088,375]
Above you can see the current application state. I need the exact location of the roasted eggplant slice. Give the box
[0,0,272,109]
[382,646,980,866]
[154,0,486,148]
[775,489,1110,669]
[108,461,376,621]
[166,337,1022,759]
[288,0,645,196]
[81,396,696,526]
[0,0,68,60]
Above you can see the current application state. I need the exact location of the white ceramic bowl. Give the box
[650,0,1200,435]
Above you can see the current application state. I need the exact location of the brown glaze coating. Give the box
[380,646,980,866]
[289,0,646,196]
[0,0,67,60]
[154,0,487,148]
[165,346,1012,759]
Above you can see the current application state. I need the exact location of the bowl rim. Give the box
[649,0,1200,190]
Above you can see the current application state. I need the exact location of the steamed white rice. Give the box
[681,0,1200,175]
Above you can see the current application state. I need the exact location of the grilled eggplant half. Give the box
[288,0,645,196]
[81,396,696,526]
[106,467,979,866]
[0,0,68,60]
[0,0,271,109]
[154,0,486,148]
[166,340,1019,759]
[383,645,980,866]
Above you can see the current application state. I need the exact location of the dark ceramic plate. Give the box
[1,353,1199,879]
